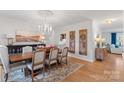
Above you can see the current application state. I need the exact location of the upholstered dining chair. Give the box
[22,46,32,53]
[45,48,59,73]
[26,49,46,82]
[122,53,124,59]
[0,45,10,81]
[0,45,26,82]
[58,47,68,66]
[22,46,33,64]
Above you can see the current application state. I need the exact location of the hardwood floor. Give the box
[63,53,124,82]
[0,53,124,82]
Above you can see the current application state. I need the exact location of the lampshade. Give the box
[41,36,45,40]
[6,34,14,38]
[39,35,45,40]
[95,34,101,42]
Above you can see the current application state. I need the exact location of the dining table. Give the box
[9,52,33,63]
[9,47,61,63]
[9,47,54,63]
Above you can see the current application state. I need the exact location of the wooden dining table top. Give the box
[9,47,60,63]
[9,52,33,63]
[9,49,51,63]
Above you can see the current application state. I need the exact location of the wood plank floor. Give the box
[63,54,124,82]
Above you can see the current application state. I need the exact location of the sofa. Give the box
[110,47,123,54]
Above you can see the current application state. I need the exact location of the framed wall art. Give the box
[69,31,75,53]
[16,31,41,42]
[79,29,87,55]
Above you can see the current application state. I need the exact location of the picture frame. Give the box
[79,29,87,55]
[69,31,75,53]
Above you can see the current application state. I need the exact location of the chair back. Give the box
[32,50,46,66]
[49,48,58,61]
[62,47,68,57]
[22,46,32,53]
[0,45,10,74]
[122,53,124,59]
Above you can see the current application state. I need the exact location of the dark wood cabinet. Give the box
[95,48,108,61]
[7,44,46,54]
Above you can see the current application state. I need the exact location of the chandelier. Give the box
[38,10,54,36]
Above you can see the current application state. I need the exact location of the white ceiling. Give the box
[0,10,123,30]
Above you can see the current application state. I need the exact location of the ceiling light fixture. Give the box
[105,19,113,24]
[38,10,54,37]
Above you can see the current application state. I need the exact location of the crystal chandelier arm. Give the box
[38,10,54,39]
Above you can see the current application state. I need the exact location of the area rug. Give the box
[8,62,83,82]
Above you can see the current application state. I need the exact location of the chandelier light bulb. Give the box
[38,10,54,37]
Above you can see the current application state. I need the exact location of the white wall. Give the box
[56,20,95,62]
[51,28,61,45]
[0,16,38,45]
[0,15,102,62]
[0,16,56,45]
[101,32,111,45]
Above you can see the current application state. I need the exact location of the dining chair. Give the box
[22,46,33,64]
[122,52,124,59]
[22,46,32,53]
[0,45,10,81]
[0,45,26,82]
[45,48,59,73]
[26,49,46,82]
[58,47,68,66]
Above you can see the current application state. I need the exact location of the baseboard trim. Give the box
[68,54,94,63]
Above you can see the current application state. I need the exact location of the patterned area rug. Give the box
[8,62,83,82]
